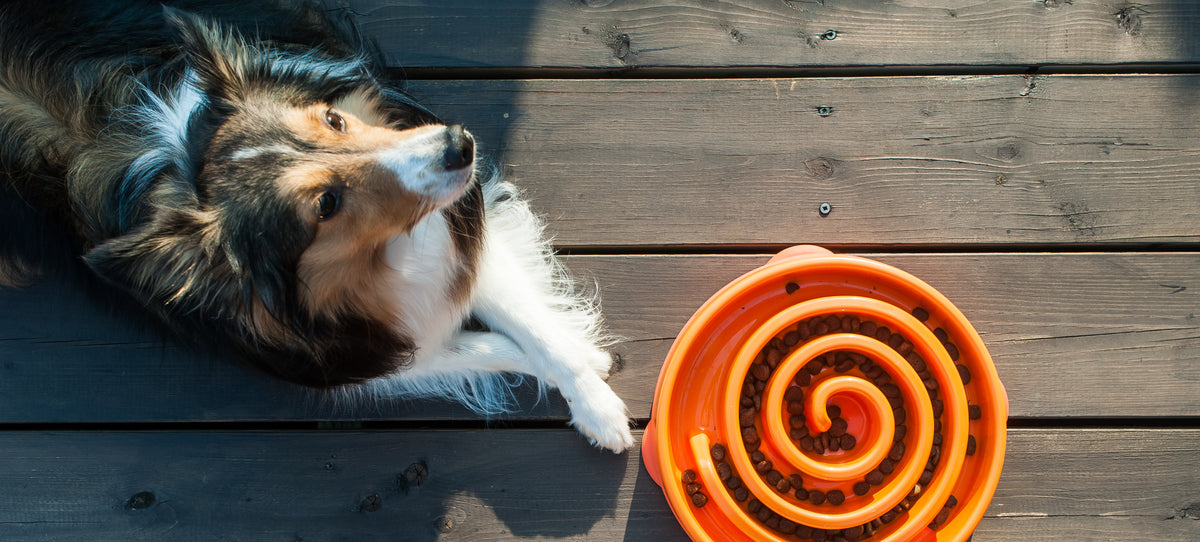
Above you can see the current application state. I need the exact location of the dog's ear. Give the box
[162,6,256,105]
[82,204,298,334]
[83,207,237,319]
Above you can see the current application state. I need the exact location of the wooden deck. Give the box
[2,1,1198,540]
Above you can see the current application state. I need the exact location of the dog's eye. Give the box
[324,109,346,132]
[316,190,341,221]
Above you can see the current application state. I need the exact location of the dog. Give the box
[0,1,633,452]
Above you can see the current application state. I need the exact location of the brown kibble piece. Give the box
[860,321,877,336]
[682,469,697,484]
[969,404,982,420]
[789,474,804,489]
[755,459,773,474]
[685,483,701,495]
[725,476,743,490]
[766,470,783,485]
[967,434,977,456]
[957,363,972,384]
[809,489,826,505]
[829,417,849,437]
[912,307,930,322]
[934,327,949,343]
[711,444,727,462]
[691,491,708,508]
[783,330,800,346]
[743,426,759,444]
[945,341,960,361]
[844,524,864,539]
[734,486,749,502]
[827,489,845,506]
[786,282,800,294]
[751,363,770,381]
[717,461,732,481]
[853,481,870,496]
[785,386,804,402]
[788,401,805,415]
[865,469,884,485]
[775,477,791,493]
[840,433,856,450]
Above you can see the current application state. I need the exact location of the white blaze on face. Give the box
[374,125,474,205]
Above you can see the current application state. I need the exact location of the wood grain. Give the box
[340,0,1200,69]
[1,253,1195,422]
[0,429,1194,541]
[405,75,1200,247]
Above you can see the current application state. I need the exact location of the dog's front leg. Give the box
[469,181,634,453]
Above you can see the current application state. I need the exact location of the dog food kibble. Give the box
[956,363,972,384]
[691,491,708,508]
[944,341,960,361]
[826,489,846,506]
[912,306,930,322]
[865,469,885,485]
[734,486,749,502]
[969,404,982,420]
[716,461,733,481]
[967,434,977,456]
[682,469,697,485]
[853,481,871,496]
[775,476,791,493]
[809,489,827,505]
[755,459,773,474]
[786,282,800,294]
[933,327,949,343]
[685,482,702,495]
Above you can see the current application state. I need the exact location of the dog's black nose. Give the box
[442,124,475,171]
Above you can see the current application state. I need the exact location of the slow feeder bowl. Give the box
[643,245,1007,542]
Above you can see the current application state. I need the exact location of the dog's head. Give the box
[84,9,484,386]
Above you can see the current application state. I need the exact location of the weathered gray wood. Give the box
[341,0,1200,69]
[0,429,1194,541]
[406,75,1200,247]
[1,253,1195,422]
[595,252,1200,419]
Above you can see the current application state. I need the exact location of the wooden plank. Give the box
[0,428,1194,540]
[341,0,1200,69]
[594,252,1200,419]
[0,253,1195,422]
[405,75,1200,247]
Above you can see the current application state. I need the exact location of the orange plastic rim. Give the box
[643,246,1008,542]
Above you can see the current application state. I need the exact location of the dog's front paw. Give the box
[565,374,634,453]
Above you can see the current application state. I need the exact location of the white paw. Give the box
[582,347,617,380]
[565,373,634,453]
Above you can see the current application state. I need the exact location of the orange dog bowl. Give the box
[643,246,1007,542]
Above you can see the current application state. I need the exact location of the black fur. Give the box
[0,1,471,387]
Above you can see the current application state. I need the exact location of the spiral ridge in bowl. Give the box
[645,249,1007,542]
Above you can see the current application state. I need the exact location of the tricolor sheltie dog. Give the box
[0,1,632,452]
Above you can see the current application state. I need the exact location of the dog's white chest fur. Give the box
[385,212,467,350]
